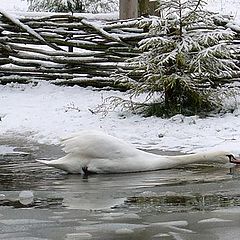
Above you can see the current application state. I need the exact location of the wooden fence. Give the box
[0,11,240,89]
[0,11,146,89]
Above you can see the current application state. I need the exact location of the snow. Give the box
[0,1,240,155]
[0,0,28,12]
[207,0,240,23]
[1,82,240,155]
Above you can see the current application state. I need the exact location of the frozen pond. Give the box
[1,138,240,240]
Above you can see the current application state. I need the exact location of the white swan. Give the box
[37,130,240,174]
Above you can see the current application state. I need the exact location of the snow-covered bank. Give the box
[0,1,240,155]
[1,82,240,154]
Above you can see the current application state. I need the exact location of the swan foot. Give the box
[82,166,89,175]
[82,166,96,175]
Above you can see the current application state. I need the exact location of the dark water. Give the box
[1,138,240,240]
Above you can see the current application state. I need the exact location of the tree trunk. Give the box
[138,0,149,17]
[119,0,138,19]
[149,0,159,16]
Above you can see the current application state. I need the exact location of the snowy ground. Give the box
[1,82,240,155]
[0,1,240,155]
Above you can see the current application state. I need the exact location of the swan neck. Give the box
[169,153,208,165]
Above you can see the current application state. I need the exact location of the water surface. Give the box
[1,138,240,240]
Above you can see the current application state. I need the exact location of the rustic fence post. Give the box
[68,15,74,52]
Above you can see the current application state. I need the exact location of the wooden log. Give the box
[52,38,102,49]
[2,38,49,46]
[5,30,65,39]
[51,77,130,90]
[81,19,130,46]
[0,66,64,73]
[0,23,19,32]
[0,60,131,76]
[0,75,32,84]
[2,36,106,50]
[0,10,64,51]
[0,65,114,77]
[0,70,88,80]
[33,28,87,36]
[7,43,104,57]
[22,21,86,30]
[9,51,108,64]
[103,20,139,30]
[0,58,11,65]
[0,74,130,91]
[20,14,80,23]
[76,62,137,71]
[107,46,141,53]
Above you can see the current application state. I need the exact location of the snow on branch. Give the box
[80,19,129,47]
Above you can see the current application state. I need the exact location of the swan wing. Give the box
[60,130,139,160]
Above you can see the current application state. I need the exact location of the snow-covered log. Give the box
[0,9,64,51]
[51,76,129,90]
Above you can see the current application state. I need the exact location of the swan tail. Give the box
[36,159,54,166]
[36,157,84,174]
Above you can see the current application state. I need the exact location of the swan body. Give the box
[37,130,240,174]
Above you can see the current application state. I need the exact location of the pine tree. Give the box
[27,0,118,13]
[126,0,239,117]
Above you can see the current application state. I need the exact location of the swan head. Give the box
[226,153,240,164]
[206,151,240,164]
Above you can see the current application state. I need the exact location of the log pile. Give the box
[0,11,239,89]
